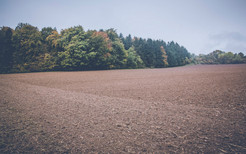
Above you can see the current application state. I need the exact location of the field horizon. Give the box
[1,64,246,153]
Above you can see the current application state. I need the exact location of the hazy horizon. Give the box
[1,0,246,55]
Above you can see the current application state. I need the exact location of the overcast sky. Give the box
[0,0,246,54]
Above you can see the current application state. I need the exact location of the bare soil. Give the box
[0,64,246,153]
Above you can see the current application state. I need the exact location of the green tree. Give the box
[197,50,246,64]
[238,52,244,58]
[46,30,61,50]
[0,27,14,73]
[105,29,128,69]
[110,40,128,68]
[218,52,234,64]
[57,26,88,70]
[106,28,118,42]
[165,41,190,66]
[41,27,56,42]
[85,30,112,70]
[0,23,195,73]
[12,23,43,72]
[165,41,178,66]
[126,46,144,68]
[132,38,155,67]
[39,27,60,70]
[124,34,133,50]
[233,53,244,64]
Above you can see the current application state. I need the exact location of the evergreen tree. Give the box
[0,27,14,73]
[124,34,132,50]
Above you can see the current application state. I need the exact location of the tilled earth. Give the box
[0,64,246,153]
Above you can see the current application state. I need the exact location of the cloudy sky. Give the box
[0,0,246,54]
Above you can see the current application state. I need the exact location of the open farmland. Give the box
[0,64,246,153]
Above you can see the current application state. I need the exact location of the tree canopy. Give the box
[1,23,194,73]
[195,50,246,64]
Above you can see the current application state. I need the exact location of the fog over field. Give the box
[1,65,246,153]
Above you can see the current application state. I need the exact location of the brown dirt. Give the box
[0,64,246,153]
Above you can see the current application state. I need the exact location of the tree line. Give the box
[192,50,246,64]
[0,23,192,73]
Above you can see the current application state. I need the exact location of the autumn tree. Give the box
[159,46,168,67]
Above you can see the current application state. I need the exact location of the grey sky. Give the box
[0,0,246,54]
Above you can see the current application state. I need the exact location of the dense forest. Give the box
[0,23,191,73]
[1,23,245,73]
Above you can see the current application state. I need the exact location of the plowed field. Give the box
[1,64,246,153]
